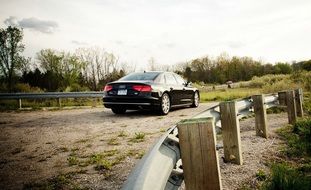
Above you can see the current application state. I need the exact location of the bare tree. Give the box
[75,47,122,90]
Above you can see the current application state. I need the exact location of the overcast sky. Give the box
[0,0,310,68]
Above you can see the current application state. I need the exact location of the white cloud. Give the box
[4,16,58,34]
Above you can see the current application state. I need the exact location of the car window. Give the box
[165,73,178,85]
[174,74,186,85]
[119,72,159,81]
[154,73,165,83]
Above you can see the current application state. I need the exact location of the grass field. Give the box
[200,88,262,102]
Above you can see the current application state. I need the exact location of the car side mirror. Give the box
[185,81,192,87]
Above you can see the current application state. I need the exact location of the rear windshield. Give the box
[119,72,159,81]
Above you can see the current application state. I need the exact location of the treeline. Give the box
[179,54,311,84]
[0,26,127,92]
[21,48,126,92]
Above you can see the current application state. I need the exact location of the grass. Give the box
[257,117,311,190]
[23,172,87,190]
[261,163,311,190]
[129,132,146,143]
[107,137,120,145]
[256,169,267,181]
[277,118,311,157]
[89,149,126,171]
[94,159,113,171]
[117,130,128,137]
[200,88,261,102]
[67,156,79,166]
[127,149,145,159]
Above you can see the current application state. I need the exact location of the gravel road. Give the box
[0,104,287,190]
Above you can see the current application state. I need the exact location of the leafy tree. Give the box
[274,63,292,74]
[0,26,29,91]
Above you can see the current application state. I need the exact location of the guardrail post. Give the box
[93,98,97,107]
[177,118,222,190]
[252,95,268,138]
[58,98,62,108]
[278,91,287,106]
[18,98,22,109]
[295,88,303,117]
[220,101,243,165]
[286,90,297,124]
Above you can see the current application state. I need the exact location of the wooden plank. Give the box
[58,97,62,108]
[295,88,303,117]
[18,98,22,109]
[252,95,268,138]
[177,118,222,190]
[278,91,287,106]
[220,101,243,165]
[286,90,297,124]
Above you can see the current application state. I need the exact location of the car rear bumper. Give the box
[103,96,161,110]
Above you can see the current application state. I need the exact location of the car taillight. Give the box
[103,85,113,92]
[132,85,152,92]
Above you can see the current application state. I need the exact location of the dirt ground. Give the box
[0,104,287,190]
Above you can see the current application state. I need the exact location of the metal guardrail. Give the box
[122,93,280,190]
[0,92,104,108]
[0,91,104,99]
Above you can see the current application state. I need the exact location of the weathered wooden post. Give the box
[295,88,303,117]
[278,91,287,106]
[18,98,22,109]
[220,101,243,165]
[58,97,62,108]
[93,98,97,107]
[178,118,222,190]
[252,95,268,138]
[286,90,297,124]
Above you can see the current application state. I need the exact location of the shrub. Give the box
[262,163,311,190]
[64,83,90,92]
[261,78,300,94]
[13,83,43,93]
[292,118,311,155]
[250,74,289,88]
[291,71,311,91]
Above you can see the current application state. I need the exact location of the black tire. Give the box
[111,107,126,114]
[191,91,199,107]
[159,93,170,115]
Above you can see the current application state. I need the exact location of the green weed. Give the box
[261,163,311,190]
[107,137,120,145]
[129,132,145,143]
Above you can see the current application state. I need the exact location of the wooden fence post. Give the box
[295,88,303,117]
[286,90,297,124]
[18,98,22,109]
[220,101,243,165]
[278,91,287,106]
[178,118,222,190]
[58,98,62,108]
[252,95,268,138]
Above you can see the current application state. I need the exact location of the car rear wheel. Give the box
[191,91,199,107]
[159,93,170,115]
[111,107,127,114]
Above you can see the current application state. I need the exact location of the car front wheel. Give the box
[191,91,199,107]
[159,93,170,115]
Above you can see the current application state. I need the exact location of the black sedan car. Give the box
[103,71,199,115]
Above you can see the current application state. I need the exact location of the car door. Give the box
[164,73,180,105]
[173,74,193,104]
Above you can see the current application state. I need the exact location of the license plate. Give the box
[117,89,127,95]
